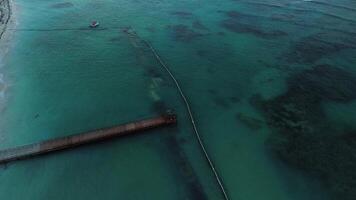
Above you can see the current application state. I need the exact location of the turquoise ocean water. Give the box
[1,0,356,199]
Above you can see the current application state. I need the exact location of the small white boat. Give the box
[89,21,100,28]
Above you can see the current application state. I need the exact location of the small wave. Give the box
[307,0,356,12]
[0,73,5,99]
[242,1,356,26]
[0,73,5,119]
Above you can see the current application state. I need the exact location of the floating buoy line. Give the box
[2,20,231,199]
[124,30,230,200]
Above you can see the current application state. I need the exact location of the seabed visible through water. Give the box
[0,0,356,200]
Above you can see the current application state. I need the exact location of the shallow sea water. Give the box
[0,0,356,199]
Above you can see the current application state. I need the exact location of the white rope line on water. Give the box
[140,39,230,200]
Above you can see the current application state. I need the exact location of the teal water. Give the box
[1,0,356,199]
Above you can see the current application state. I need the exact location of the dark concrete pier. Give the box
[0,113,177,164]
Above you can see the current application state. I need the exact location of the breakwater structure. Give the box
[0,113,177,164]
[0,0,11,39]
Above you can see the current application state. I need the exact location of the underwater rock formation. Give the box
[236,113,263,130]
[170,11,193,19]
[212,97,230,109]
[285,34,355,64]
[288,65,356,102]
[145,26,156,33]
[251,64,356,200]
[192,20,209,31]
[221,19,287,38]
[219,10,287,39]
[50,2,74,9]
[109,36,122,43]
[167,24,204,42]
[195,43,233,64]
[217,32,226,36]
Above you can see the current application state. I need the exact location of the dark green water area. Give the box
[0,0,356,199]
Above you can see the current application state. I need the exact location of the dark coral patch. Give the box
[145,26,156,33]
[256,65,356,133]
[196,49,210,58]
[109,36,122,42]
[196,48,230,62]
[195,42,234,63]
[288,65,356,102]
[217,32,226,36]
[221,19,287,39]
[236,113,264,130]
[285,34,354,64]
[212,97,230,109]
[219,11,287,39]
[229,96,240,103]
[192,20,209,31]
[167,24,204,42]
[225,10,242,19]
[170,11,193,19]
[252,65,356,200]
[268,128,356,200]
[50,2,74,9]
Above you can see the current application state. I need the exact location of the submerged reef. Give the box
[170,11,193,19]
[50,2,74,9]
[145,26,156,33]
[251,65,356,200]
[167,24,204,42]
[109,36,123,43]
[288,65,356,102]
[219,11,287,39]
[207,88,240,109]
[192,20,209,31]
[195,42,233,64]
[285,34,355,64]
[236,113,263,130]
